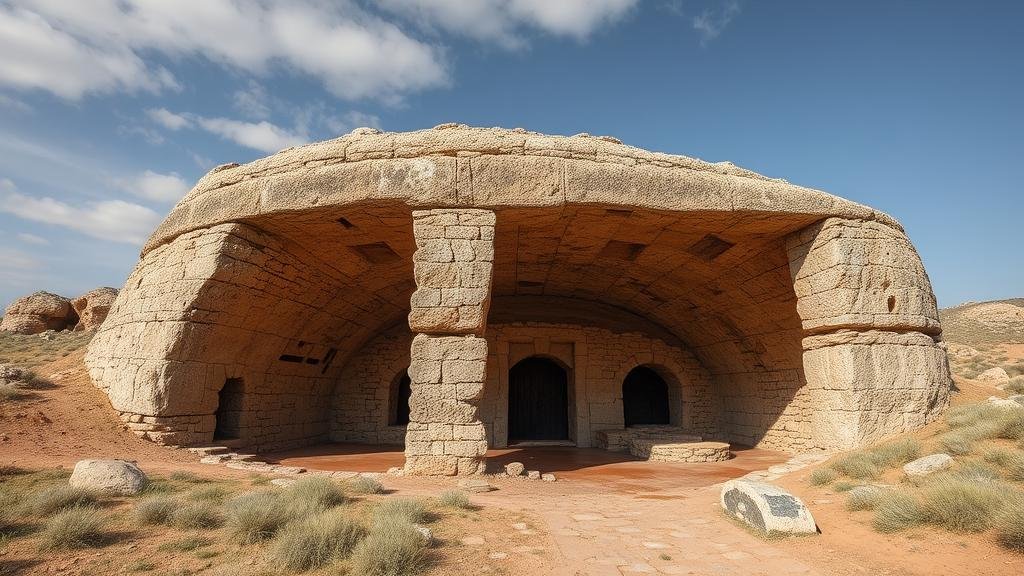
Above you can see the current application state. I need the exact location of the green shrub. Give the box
[437,490,473,510]
[135,496,178,525]
[28,486,99,516]
[171,503,223,529]
[919,476,1006,532]
[269,509,367,571]
[349,517,429,576]
[872,491,924,533]
[285,477,347,515]
[37,506,106,550]
[226,491,291,544]
[349,476,384,495]
[373,498,431,525]
[809,468,837,486]
[830,453,879,479]
[995,495,1024,551]
[846,488,884,511]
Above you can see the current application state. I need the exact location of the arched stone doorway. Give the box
[390,369,412,426]
[508,357,570,442]
[622,366,670,427]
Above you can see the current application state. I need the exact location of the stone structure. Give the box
[1,288,119,334]
[84,125,952,475]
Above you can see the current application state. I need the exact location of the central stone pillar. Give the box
[403,209,495,475]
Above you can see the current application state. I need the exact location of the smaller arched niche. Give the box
[622,366,671,427]
[389,369,412,426]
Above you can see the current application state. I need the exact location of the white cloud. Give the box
[0,93,32,112]
[692,0,741,45]
[233,81,272,119]
[147,108,190,131]
[1,0,447,101]
[116,170,191,203]
[193,117,307,154]
[376,0,637,47]
[16,232,49,245]
[0,181,161,245]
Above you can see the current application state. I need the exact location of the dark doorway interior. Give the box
[508,357,569,442]
[214,377,245,440]
[622,366,670,427]
[393,372,412,426]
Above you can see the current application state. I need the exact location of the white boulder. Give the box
[977,367,1010,383]
[902,453,953,477]
[69,459,148,495]
[720,480,817,534]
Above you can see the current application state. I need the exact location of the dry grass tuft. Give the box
[158,535,213,552]
[872,491,924,533]
[831,453,879,480]
[269,509,366,571]
[372,498,431,525]
[37,506,106,550]
[349,517,429,576]
[171,503,223,529]
[995,494,1024,551]
[349,476,384,495]
[28,485,99,517]
[285,477,347,515]
[919,476,1009,532]
[226,491,292,544]
[437,490,473,510]
[833,481,857,492]
[135,496,177,526]
[809,468,838,486]
[845,488,884,511]
[868,438,921,467]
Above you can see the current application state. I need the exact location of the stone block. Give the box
[720,480,817,535]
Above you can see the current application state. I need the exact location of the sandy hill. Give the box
[940,298,1024,346]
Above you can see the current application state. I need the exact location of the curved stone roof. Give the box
[144,124,900,255]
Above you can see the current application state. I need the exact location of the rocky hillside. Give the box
[940,298,1024,346]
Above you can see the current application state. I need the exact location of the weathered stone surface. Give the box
[977,367,1010,383]
[987,396,1023,409]
[527,470,541,480]
[720,480,817,534]
[504,462,525,476]
[541,473,556,482]
[70,287,118,331]
[69,459,147,495]
[902,453,953,476]
[457,478,494,492]
[630,439,731,463]
[0,291,75,334]
[82,126,950,473]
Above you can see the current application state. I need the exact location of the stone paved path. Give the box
[522,488,820,576]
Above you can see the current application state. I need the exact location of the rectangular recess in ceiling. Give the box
[351,242,401,264]
[687,234,734,261]
[598,240,647,261]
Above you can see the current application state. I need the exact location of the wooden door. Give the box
[508,357,569,441]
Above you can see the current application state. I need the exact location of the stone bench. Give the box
[595,425,702,453]
[629,439,731,463]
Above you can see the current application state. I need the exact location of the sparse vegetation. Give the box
[349,476,384,495]
[27,485,98,516]
[225,491,293,544]
[831,453,879,480]
[135,496,178,525]
[373,498,431,525]
[809,468,837,486]
[171,503,223,529]
[438,490,473,510]
[37,506,106,550]
[872,491,924,533]
[995,495,1024,551]
[0,330,94,368]
[833,481,857,492]
[919,475,1008,532]
[349,516,429,576]
[846,488,883,511]
[158,535,213,552]
[269,509,367,571]
[284,476,347,515]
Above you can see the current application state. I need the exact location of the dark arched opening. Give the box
[623,366,670,427]
[508,357,569,442]
[390,370,412,426]
[214,377,245,440]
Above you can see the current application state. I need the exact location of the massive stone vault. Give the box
[85,124,951,475]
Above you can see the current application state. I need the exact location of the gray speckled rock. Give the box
[902,453,953,477]
[720,480,817,534]
[69,459,147,495]
[504,462,525,477]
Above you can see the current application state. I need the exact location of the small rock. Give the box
[199,455,229,465]
[847,485,883,500]
[720,480,817,534]
[69,459,147,495]
[541,473,556,482]
[903,453,953,477]
[977,367,1010,383]
[413,524,433,545]
[457,478,494,493]
[504,462,525,477]
[526,470,541,480]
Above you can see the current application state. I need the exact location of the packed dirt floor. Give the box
[2,350,1023,575]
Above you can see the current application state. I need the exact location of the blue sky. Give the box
[0,0,1021,309]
